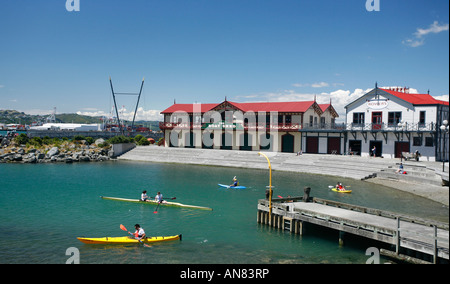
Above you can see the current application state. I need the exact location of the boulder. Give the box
[46,147,60,158]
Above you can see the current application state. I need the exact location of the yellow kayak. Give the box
[331,188,352,193]
[77,234,181,245]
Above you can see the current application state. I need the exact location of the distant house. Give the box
[345,85,449,161]
[159,99,339,153]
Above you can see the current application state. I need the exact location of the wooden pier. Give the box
[257,197,449,263]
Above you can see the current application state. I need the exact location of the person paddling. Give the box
[230,176,239,187]
[155,192,165,203]
[140,190,149,201]
[335,182,345,192]
[134,224,146,240]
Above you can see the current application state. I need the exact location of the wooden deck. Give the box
[257,197,449,263]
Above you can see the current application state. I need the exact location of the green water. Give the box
[0,161,448,264]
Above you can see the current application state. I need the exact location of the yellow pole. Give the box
[258,152,272,223]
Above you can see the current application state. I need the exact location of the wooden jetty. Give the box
[257,197,449,263]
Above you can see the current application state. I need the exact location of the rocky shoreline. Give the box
[0,138,112,164]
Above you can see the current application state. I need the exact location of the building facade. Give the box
[159,86,449,162]
[159,99,339,153]
[344,86,449,161]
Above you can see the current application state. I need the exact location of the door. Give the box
[369,141,382,157]
[259,133,272,150]
[239,132,252,151]
[281,134,294,153]
[395,142,410,158]
[185,132,195,148]
[306,137,319,153]
[327,137,341,154]
[348,140,361,156]
[372,112,382,130]
[221,132,232,150]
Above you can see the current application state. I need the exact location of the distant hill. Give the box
[0,109,161,131]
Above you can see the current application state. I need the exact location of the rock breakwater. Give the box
[0,138,111,164]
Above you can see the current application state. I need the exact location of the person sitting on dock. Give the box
[155,192,165,203]
[395,163,404,174]
[230,176,239,187]
[140,190,149,202]
[134,224,146,240]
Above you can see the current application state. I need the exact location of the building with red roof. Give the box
[160,99,339,152]
[345,84,449,161]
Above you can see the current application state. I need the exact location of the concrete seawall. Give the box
[118,146,449,205]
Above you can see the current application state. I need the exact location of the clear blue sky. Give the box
[0,0,448,121]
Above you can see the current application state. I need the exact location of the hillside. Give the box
[0,109,161,130]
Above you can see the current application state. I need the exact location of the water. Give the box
[0,161,448,264]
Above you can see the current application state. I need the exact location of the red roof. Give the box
[229,101,316,113]
[161,103,217,114]
[381,89,449,106]
[161,100,323,114]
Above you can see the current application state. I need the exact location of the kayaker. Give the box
[155,192,165,203]
[230,176,238,187]
[140,190,149,201]
[335,182,345,192]
[134,224,146,240]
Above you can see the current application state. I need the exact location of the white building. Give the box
[344,85,449,161]
[29,123,103,132]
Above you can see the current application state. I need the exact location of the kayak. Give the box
[77,234,181,245]
[218,184,247,189]
[331,188,352,193]
[100,196,213,211]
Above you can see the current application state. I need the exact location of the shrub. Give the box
[15,133,29,145]
[107,136,134,144]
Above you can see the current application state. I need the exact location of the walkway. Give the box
[257,197,449,263]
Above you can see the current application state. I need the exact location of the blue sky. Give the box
[0,0,448,121]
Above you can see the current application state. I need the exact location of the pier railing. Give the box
[257,197,449,263]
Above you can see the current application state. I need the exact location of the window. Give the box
[285,115,292,124]
[353,113,365,125]
[419,111,426,126]
[388,112,402,126]
[413,137,422,146]
[320,117,325,128]
[425,137,434,147]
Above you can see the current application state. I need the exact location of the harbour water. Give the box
[0,161,448,264]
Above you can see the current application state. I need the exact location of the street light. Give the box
[258,152,273,223]
[440,120,449,172]
[398,120,407,162]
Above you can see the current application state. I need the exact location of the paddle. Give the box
[153,201,161,214]
[119,224,150,248]
[153,197,176,214]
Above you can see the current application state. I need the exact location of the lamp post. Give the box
[397,120,407,162]
[440,120,449,172]
[258,152,273,223]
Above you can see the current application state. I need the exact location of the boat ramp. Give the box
[257,196,449,264]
